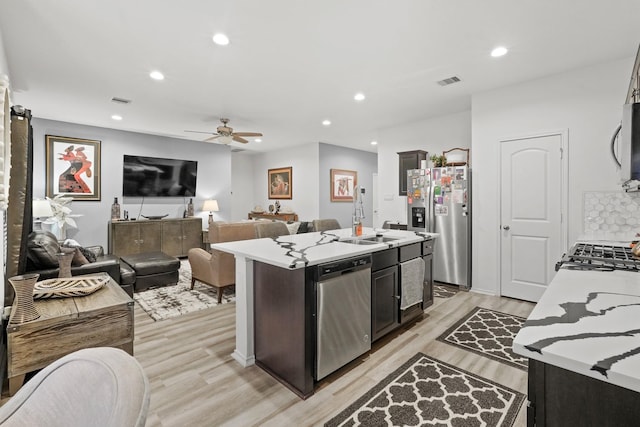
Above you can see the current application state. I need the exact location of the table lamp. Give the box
[32,199,53,230]
[202,199,219,223]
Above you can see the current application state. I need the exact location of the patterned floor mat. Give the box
[434,284,459,299]
[325,352,525,427]
[436,307,528,370]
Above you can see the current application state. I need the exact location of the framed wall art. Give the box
[46,135,101,200]
[330,168,357,202]
[268,166,292,199]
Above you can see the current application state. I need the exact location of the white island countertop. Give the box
[212,227,438,269]
[513,267,640,392]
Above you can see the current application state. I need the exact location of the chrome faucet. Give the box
[352,186,365,236]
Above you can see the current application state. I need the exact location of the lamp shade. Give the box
[202,199,219,212]
[32,199,53,218]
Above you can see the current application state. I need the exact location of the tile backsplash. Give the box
[583,191,640,234]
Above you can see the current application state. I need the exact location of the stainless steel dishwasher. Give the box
[314,254,371,380]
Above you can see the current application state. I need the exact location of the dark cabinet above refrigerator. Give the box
[398,150,428,196]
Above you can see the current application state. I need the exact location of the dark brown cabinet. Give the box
[371,248,400,342]
[371,265,400,341]
[398,150,428,196]
[109,217,202,257]
[528,359,640,426]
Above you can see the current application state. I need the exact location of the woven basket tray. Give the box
[33,273,110,299]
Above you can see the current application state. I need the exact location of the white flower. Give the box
[42,195,83,230]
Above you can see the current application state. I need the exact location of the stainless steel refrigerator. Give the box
[407,166,471,290]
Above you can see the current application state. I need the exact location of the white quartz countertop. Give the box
[212,227,438,269]
[513,267,640,392]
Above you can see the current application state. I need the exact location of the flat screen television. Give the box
[122,155,197,197]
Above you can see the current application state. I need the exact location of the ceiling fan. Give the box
[185,118,263,144]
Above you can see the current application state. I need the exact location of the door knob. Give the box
[503,226,510,230]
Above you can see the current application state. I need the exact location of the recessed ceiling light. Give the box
[354,93,366,101]
[149,70,164,80]
[322,119,331,126]
[212,33,230,46]
[111,114,123,121]
[371,141,378,146]
[255,138,262,143]
[491,46,508,57]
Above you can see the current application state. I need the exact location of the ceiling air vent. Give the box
[111,97,132,105]
[437,76,462,87]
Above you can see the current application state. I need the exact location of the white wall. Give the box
[318,143,378,228]
[230,151,256,222]
[0,28,9,83]
[31,118,232,249]
[376,111,472,228]
[471,57,633,295]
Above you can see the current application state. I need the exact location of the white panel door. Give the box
[500,133,566,302]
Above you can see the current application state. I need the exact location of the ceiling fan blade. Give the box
[185,130,216,135]
[233,132,262,137]
[232,135,249,144]
[204,135,221,142]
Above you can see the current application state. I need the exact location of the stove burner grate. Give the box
[556,243,640,272]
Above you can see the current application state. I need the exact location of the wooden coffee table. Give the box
[6,273,134,395]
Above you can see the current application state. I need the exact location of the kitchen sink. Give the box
[339,237,380,245]
[362,236,400,243]
[340,236,400,245]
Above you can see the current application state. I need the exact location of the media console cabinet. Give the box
[108,217,202,257]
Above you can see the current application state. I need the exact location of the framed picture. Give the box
[268,166,292,199]
[330,169,357,202]
[46,135,101,200]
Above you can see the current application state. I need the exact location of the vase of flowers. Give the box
[42,195,82,240]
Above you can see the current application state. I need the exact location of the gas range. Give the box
[556,242,640,272]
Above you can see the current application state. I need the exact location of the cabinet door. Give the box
[111,222,139,256]
[371,265,400,341]
[181,219,203,254]
[138,222,162,253]
[423,253,433,308]
[398,150,427,196]
[161,221,183,257]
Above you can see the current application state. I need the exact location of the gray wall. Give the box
[31,118,232,250]
[318,143,377,228]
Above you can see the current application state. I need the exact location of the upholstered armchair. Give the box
[312,218,341,232]
[0,347,150,427]
[255,221,289,238]
[187,221,256,303]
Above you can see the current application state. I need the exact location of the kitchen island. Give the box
[212,227,437,397]
[513,262,640,426]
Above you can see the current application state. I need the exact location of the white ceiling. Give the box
[0,0,638,153]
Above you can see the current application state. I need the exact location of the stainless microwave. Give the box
[620,102,640,183]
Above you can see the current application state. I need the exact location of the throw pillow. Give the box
[297,222,310,234]
[286,221,300,235]
[62,239,97,263]
[26,231,61,269]
[71,248,90,266]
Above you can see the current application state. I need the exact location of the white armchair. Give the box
[0,347,150,427]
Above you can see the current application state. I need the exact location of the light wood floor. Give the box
[135,290,535,427]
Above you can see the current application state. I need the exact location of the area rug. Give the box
[437,307,527,370]
[325,352,525,427]
[434,283,459,299]
[133,260,235,321]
